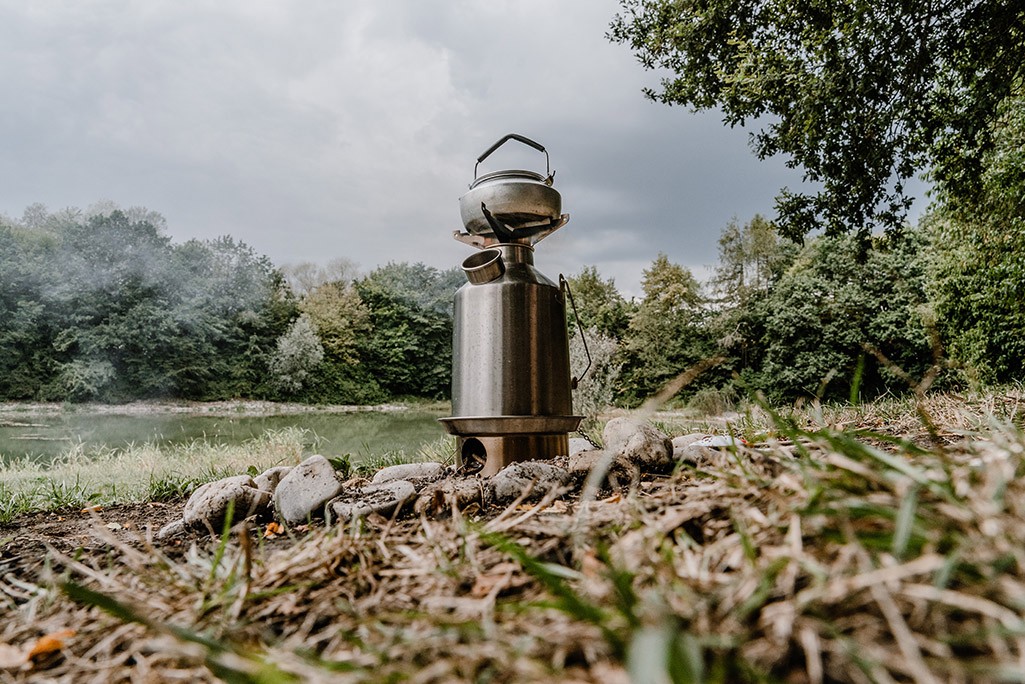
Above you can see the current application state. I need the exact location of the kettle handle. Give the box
[474,133,550,179]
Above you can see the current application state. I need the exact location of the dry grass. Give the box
[4,389,1025,682]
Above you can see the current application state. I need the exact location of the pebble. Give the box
[602,417,674,472]
[490,461,570,504]
[329,480,417,523]
[273,455,345,525]
[182,474,271,532]
[254,465,293,494]
[371,462,447,489]
[414,478,483,517]
[568,437,596,457]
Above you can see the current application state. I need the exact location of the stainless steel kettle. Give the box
[441,134,583,476]
[458,133,565,241]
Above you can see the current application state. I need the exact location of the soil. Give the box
[0,501,186,581]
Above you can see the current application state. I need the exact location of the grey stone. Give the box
[567,449,637,489]
[329,480,417,523]
[490,461,570,504]
[568,437,596,457]
[273,454,345,524]
[414,478,483,517]
[371,462,447,489]
[254,466,293,494]
[673,433,746,465]
[671,433,710,453]
[672,433,713,465]
[156,519,187,540]
[568,449,605,477]
[602,417,674,472]
[182,475,271,532]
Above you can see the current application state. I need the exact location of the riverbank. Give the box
[0,399,447,418]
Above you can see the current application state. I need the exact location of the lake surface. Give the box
[0,404,449,466]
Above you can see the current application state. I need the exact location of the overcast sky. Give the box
[0,1,925,298]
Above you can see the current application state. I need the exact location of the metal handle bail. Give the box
[560,274,592,390]
[474,133,551,180]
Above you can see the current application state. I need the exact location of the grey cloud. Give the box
[0,0,867,299]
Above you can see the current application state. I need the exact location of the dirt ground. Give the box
[0,501,186,581]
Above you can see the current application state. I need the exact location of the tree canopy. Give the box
[609,0,1025,239]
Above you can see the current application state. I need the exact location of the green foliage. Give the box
[565,265,633,339]
[759,230,934,401]
[609,0,1025,239]
[926,95,1025,385]
[618,254,712,405]
[353,263,460,399]
[0,204,299,403]
[571,326,623,431]
[268,314,325,395]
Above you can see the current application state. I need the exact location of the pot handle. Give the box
[474,133,550,179]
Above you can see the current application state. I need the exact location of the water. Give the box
[0,406,449,466]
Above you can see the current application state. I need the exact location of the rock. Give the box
[569,437,596,457]
[490,461,570,504]
[182,475,271,532]
[673,433,745,465]
[602,417,674,472]
[568,449,605,477]
[156,519,187,540]
[254,466,293,493]
[672,433,713,465]
[329,480,417,523]
[273,455,345,525]
[567,449,637,489]
[371,462,447,489]
[690,435,746,448]
[414,478,484,517]
[671,433,710,452]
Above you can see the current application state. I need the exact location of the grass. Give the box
[0,428,455,522]
[4,388,1025,681]
[0,428,311,521]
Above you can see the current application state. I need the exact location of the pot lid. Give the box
[469,168,550,190]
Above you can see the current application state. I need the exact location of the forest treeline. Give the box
[2,98,1022,407]
[0,204,1016,409]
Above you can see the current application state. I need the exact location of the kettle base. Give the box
[457,433,569,477]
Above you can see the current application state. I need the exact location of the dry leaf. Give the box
[26,629,76,663]
[264,522,285,538]
[602,493,622,504]
[105,522,123,530]
[80,505,102,513]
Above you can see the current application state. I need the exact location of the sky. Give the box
[0,0,926,298]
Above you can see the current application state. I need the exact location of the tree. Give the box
[268,314,325,395]
[759,230,934,401]
[354,263,461,399]
[711,215,795,306]
[0,222,51,398]
[618,254,710,404]
[282,258,360,297]
[570,327,623,432]
[300,282,371,366]
[709,215,797,384]
[925,95,1025,384]
[0,205,299,402]
[609,0,1025,239]
[564,266,633,339]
